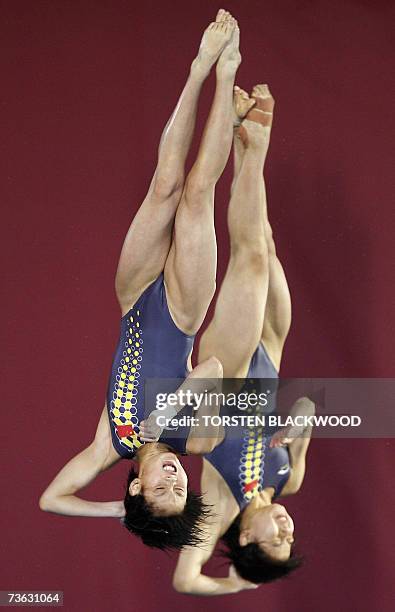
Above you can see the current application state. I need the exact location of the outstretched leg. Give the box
[247,85,292,368]
[164,18,242,335]
[115,12,232,313]
[199,86,276,376]
[260,191,292,370]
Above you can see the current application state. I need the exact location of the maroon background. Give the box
[1,1,395,611]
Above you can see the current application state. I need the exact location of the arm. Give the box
[172,526,242,596]
[39,405,124,518]
[272,396,315,495]
[173,558,258,596]
[173,460,257,596]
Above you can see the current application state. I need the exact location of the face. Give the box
[240,503,295,561]
[130,452,188,516]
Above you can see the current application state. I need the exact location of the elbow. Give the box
[39,494,53,512]
[172,580,185,594]
[39,495,49,512]
[172,576,190,594]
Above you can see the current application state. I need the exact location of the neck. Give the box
[248,487,275,510]
[240,487,276,530]
[261,487,275,502]
[135,442,172,465]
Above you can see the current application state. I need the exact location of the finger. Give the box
[138,429,152,440]
[139,434,156,442]
[139,424,153,435]
[270,436,281,448]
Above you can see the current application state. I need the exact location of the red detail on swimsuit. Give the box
[244,479,258,493]
[116,424,134,438]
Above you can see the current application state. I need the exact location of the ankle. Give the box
[243,147,267,168]
[191,55,212,80]
[215,66,237,82]
[250,144,269,161]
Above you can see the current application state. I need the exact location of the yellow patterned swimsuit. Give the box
[204,343,290,506]
[106,273,194,459]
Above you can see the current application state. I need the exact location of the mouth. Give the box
[162,460,178,474]
[277,515,289,523]
[272,505,288,519]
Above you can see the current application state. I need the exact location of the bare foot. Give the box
[233,85,255,127]
[240,84,275,150]
[242,118,270,151]
[251,83,275,127]
[216,8,232,22]
[216,19,241,78]
[194,19,235,76]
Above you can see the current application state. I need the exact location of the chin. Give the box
[271,503,289,516]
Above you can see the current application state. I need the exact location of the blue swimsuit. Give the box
[247,342,278,379]
[205,343,290,509]
[106,274,194,459]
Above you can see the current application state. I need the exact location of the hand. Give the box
[270,427,295,448]
[228,565,259,591]
[139,410,164,442]
[270,422,306,448]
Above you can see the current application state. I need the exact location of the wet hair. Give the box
[122,466,212,551]
[221,512,303,583]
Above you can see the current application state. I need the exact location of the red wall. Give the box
[1,1,394,611]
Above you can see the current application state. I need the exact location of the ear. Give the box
[239,528,250,547]
[129,478,142,496]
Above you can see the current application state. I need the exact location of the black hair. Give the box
[122,466,212,551]
[221,512,303,583]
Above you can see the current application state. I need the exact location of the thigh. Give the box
[261,253,292,366]
[199,250,269,378]
[164,188,217,335]
[115,183,181,313]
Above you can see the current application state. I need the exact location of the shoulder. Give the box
[97,439,125,469]
[93,404,127,467]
